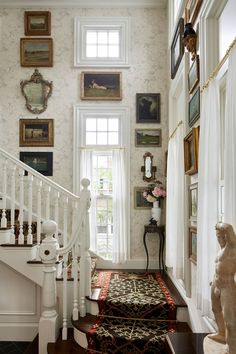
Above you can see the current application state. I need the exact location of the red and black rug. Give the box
[87,271,176,353]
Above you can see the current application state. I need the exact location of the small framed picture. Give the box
[20,38,53,67]
[135,129,162,147]
[185,0,203,26]
[184,126,199,175]
[171,17,184,80]
[19,119,54,147]
[188,55,199,94]
[189,87,200,127]
[134,187,152,209]
[136,93,160,123]
[189,226,197,264]
[24,11,51,36]
[189,183,198,221]
[81,72,122,100]
[20,152,53,176]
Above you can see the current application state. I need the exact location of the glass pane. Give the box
[86,31,97,44]
[86,45,97,57]
[108,132,119,145]
[98,45,108,57]
[97,155,108,168]
[97,132,107,144]
[108,45,119,58]
[98,31,108,44]
[219,0,236,60]
[86,132,96,145]
[97,118,107,131]
[109,31,119,44]
[86,118,97,131]
[108,118,119,131]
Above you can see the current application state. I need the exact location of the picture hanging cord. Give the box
[201,36,236,91]
[168,120,183,141]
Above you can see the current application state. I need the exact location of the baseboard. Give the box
[0,323,38,341]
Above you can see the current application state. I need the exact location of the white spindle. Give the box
[72,244,79,321]
[36,180,42,246]
[63,197,68,247]
[54,191,60,242]
[62,253,68,340]
[18,168,25,244]
[1,159,7,228]
[27,174,33,244]
[45,186,51,220]
[10,165,16,244]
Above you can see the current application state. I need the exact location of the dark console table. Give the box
[143,224,165,271]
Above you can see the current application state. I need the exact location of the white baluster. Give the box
[54,191,60,242]
[72,244,79,321]
[45,186,51,220]
[37,180,42,246]
[39,220,59,354]
[63,197,68,247]
[27,174,33,244]
[10,165,16,244]
[62,253,68,340]
[1,159,7,228]
[18,168,25,244]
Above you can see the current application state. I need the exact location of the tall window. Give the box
[74,17,130,67]
[74,106,129,262]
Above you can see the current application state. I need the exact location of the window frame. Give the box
[74,17,130,68]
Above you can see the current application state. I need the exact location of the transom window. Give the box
[85,117,119,145]
[74,17,130,67]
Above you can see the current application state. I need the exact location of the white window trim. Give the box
[74,17,130,68]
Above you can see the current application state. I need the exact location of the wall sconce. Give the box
[183,23,197,61]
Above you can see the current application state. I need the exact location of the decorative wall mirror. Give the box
[20,69,53,114]
[141,152,156,182]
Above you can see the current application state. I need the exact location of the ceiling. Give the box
[0,0,167,8]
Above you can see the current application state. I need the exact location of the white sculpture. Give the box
[207,222,236,354]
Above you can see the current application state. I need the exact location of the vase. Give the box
[151,200,161,226]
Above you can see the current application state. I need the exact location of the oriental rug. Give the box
[87,271,176,354]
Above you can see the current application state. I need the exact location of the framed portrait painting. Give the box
[136,93,160,123]
[19,119,54,147]
[81,72,122,100]
[135,129,162,147]
[20,38,53,67]
[171,17,184,80]
[184,126,199,175]
[24,11,51,36]
[189,226,197,264]
[20,151,53,176]
[134,187,152,209]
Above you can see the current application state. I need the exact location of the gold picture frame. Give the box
[184,126,199,175]
[81,72,122,100]
[189,226,197,264]
[20,38,53,67]
[24,11,51,36]
[19,119,54,147]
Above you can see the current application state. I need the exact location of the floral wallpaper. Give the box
[0,6,168,264]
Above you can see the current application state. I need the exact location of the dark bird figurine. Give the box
[183,23,196,38]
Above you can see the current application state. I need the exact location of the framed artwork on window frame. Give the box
[184,126,199,175]
[24,11,51,36]
[188,87,200,127]
[189,182,198,221]
[20,38,53,67]
[189,226,197,264]
[171,17,184,80]
[188,55,199,94]
[20,151,53,176]
[19,119,54,147]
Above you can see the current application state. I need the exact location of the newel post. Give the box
[39,220,59,354]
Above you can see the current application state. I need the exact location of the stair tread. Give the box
[48,328,86,354]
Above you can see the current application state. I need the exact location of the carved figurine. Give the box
[183,23,197,60]
[208,222,236,354]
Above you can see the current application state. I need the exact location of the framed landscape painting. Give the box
[19,119,54,147]
[189,87,200,127]
[184,126,199,175]
[24,11,51,36]
[135,129,161,147]
[188,55,199,94]
[189,226,197,264]
[20,151,53,176]
[81,72,122,100]
[20,38,53,67]
[189,182,198,221]
[136,93,160,123]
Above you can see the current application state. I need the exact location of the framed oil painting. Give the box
[19,119,54,147]
[189,226,197,264]
[189,182,198,221]
[136,93,160,123]
[184,126,199,175]
[188,55,199,94]
[81,72,122,100]
[171,17,184,80]
[24,11,51,36]
[20,38,53,67]
[134,187,152,209]
[20,152,53,176]
[135,129,161,147]
[189,87,200,127]
[185,0,203,26]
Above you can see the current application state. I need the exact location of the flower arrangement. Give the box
[143,180,166,203]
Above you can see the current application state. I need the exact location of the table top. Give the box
[144,224,165,233]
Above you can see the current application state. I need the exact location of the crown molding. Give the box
[0,0,167,9]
